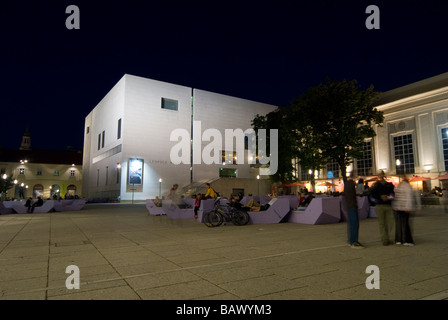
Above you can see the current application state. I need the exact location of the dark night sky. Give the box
[1,0,448,151]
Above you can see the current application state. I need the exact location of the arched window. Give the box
[50,184,61,198]
[67,184,77,197]
[33,184,44,198]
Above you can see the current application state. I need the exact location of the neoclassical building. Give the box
[374,72,448,190]
[295,71,448,192]
[0,131,83,199]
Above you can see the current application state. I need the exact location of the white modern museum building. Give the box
[82,74,277,201]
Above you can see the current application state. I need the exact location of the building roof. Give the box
[0,148,83,166]
[377,71,448,105]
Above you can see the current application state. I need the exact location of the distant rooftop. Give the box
[377,71,448,105]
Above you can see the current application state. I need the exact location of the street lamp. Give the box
[423,164,433,173]
[396,159,401,175]
[257,175,260,196]
[1,174,6,200]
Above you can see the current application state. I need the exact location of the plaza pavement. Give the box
[0,202,447,301]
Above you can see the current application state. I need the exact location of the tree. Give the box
[1,173,16,200]
[291,78,384,183]
[287,105,328,192]
[252,108,296,183]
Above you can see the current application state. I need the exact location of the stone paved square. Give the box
[0,203,447,300]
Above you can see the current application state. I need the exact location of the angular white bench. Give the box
[195,199,215,223]
[288,197,341,225]
[162,200,194,219]
[247,198,290,224]
[146,199,166,216]
[240,195,271,206]
[339,196,369,221]
[0,202,15,215]
[4,200,55,214]
[52,199,86,212]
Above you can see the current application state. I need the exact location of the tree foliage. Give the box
[252,78,384,185]
[1,173,16,200]
[252,108,296,183]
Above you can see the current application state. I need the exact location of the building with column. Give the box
[82,74,277,201]
[373,71,448,191]
[294,71,448,193]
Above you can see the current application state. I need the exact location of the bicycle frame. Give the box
[213,198,235,222]
[203,197,249,227]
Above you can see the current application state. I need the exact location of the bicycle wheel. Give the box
[203,211,223,228]
[231,210,250,226]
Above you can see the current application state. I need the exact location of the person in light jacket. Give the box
[392,175,421,246]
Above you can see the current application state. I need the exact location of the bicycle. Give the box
[203,197,250,227]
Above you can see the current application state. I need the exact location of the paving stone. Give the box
[0,203,446,300]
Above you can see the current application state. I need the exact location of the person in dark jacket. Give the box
[370,170,395,245]
[25,197,33,213]
[343,179,364,248]
[30,197,44,213]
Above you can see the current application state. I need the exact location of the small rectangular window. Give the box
[19,168,25,175]
[117,118,122,139]
[102,131,105,148]
[219,168,237,178]
[37,169,42,176]
[70,170,75,177]
[98,134,101,150]
[161,98,178,111]
[54,170,59,176]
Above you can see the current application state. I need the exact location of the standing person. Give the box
[193,193,201,221]
[370,170,395,246]
[343,178,364,248]
[393,175,420,246]
[168,184,179,200]
[356,178,365,196]
[204,183,216,199]
[364,181,370,193]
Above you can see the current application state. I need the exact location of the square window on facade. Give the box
[161,98,178,111]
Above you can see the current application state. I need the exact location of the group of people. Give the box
[163,183,217,221]
[163,182,273,221]
[24,196,43,213]
[344,170,420,249]
[297,188,314,207]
